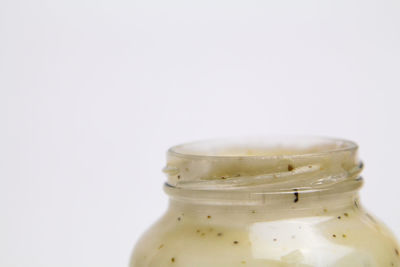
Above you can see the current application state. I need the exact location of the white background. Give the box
[1,0,400,266]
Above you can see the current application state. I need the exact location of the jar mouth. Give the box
[168,136,358,160]
[164,136,362,203]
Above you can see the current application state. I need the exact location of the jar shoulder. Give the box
[131,208,400,267]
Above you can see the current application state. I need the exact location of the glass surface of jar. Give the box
[130,137,400,267]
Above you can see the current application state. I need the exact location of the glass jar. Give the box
[130,137,400,267]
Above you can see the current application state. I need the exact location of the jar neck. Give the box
[163,137,362,212]
[165,186,361,209]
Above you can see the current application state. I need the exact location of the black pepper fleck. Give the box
[171,257,175,263]
[332,234,336,238]
[293,189,299,203]
[395,248,399,256]
[207,215,212,219]
[288,164,294,171]
[337,216,341,219]
[359,162,364,169]
[217,233,223,236]
[233,241,239,244]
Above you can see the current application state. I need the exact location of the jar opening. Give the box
[164,136,362,203]
[169,136,357,159]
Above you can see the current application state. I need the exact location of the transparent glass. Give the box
[130,137,400,267]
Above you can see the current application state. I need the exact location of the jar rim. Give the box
[168,136,358,160]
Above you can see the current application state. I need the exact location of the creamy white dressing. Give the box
[131,138,400,267]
